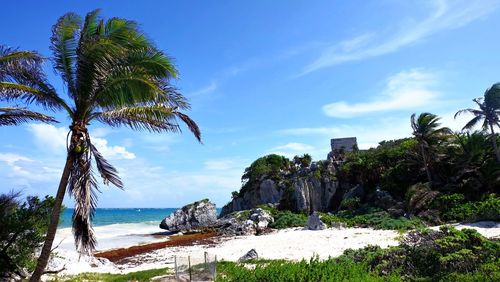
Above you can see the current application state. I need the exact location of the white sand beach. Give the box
[47,221,500,276]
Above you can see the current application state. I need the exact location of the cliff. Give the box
[220,159,341,217]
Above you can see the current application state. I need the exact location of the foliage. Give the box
[269,211,307,229]
[51,267,171,282]
[216,258,400,282]
[293,154,312,168]
[439,194,500,222]
[216,227,499,281]
[0,192,55,277]
[340,138,421,197]
[339,197,361,211]
[341,226,500,281]
[405,183,440,215]
[240,154,290,195]
[320,211,424,231]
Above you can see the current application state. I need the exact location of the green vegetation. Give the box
[51,268,171,282]
[217,258,399,282]
[269,211,308,229]
[319,211,424,231]
[0,192,55,278]
[216,227,500,282]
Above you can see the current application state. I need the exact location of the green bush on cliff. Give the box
[440,194,500,222]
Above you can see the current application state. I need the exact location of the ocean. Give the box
[56,207,222,251]
[59,208,222,228]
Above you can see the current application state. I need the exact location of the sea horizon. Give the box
[59,207,223,228]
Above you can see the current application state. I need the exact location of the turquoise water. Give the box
[59,208,222,228]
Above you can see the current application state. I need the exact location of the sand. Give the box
[47,221,500,276]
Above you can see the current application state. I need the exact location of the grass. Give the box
[216,258,400,282]
[51,267,171,282]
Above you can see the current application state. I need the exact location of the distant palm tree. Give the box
[455,83,500,163]
[411,113,451,184]
[0,46,57,125]
[0,10,201,282]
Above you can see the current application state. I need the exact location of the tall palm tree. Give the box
[411,113,451,184]
[0,10,201,281]
[0,46,57,125]
[455,83,500,163]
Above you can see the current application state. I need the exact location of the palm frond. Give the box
[0,107,57,126]
[89,143,123,188]
[67,131,99,254]
[50,12,81,97]
[175,112,201,142]
[462,115,483,131]
[93,105,181,133]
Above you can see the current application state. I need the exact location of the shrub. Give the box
[269,211,307,229]
[339,197,361,211]
[442,194,500,222]
[0,192,55,278]
[320,211,424,231]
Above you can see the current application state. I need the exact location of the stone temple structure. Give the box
[327,137,358,162]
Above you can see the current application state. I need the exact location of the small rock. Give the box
[306,212,327,230]
[239,249,258,261]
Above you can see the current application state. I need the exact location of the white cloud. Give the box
[190,81,217,96]
[0,153,32,165]
[322,69,439,118]
[301,0,499,74]
[27,124,135,160]
[27,123,67,154]
[92,137,135,160]
[268,142,316,158]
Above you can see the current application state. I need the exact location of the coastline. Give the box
[48,221,500,276]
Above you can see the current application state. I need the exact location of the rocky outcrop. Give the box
[221,174,338,217]
[305,211,327,230]
[159,199,217,232]
[217,208,274,236]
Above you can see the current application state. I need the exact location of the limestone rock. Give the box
[217,208,273,236]
[220,175,338,217]
[306,211,327,230]
[159,199,217,232]
[239,249,258,261]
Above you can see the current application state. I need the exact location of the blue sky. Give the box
[1,0,500,208]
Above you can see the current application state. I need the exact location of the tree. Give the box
[0,46,57,125]
[0,10,201,281]
[455,83,500,163]
[0,192,55,280]
[411,113,451,185]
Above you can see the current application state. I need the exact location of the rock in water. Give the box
[159,199,217,232]
[239,249,258,261]
[306,211,327,230]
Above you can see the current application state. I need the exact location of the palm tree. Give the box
[0,46,57,125]
[455,83,500,163]
[0,10,201,281]
[411,113,451,184]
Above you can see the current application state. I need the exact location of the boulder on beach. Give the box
[306,211,327,230]
[159,199,217,232]
[239,249,258,261]
[217,208,274,236]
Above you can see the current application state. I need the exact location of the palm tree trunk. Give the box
[29,153,75,282]
[489,123,500,163]
[420,144,432,184]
